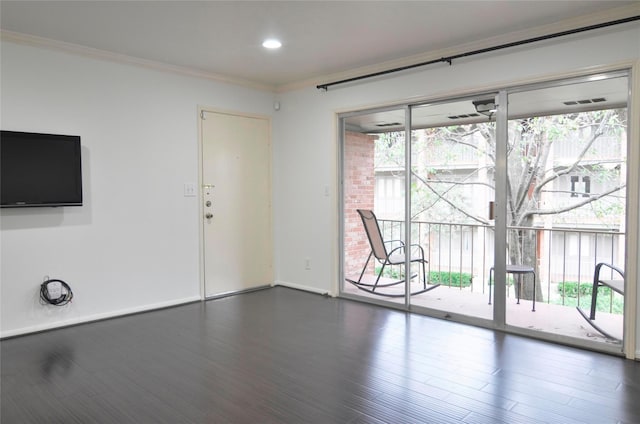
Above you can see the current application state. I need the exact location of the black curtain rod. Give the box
[316,15,640,91]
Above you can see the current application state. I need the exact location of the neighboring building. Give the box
[369,112,626,287]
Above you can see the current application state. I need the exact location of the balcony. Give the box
[344,219,624,346]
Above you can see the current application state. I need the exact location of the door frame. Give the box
[337,64,638,358]
[197,106,274,300]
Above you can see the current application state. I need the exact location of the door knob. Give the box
[205,213,213,219]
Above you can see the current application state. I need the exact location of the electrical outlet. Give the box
[305,258,311,270]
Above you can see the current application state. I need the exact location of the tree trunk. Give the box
[508,222,543,302]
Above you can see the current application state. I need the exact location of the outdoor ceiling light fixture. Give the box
[472,98,497,117]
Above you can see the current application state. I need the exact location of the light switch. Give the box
[184,183,197,197]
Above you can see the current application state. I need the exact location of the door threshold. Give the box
[205,284,272,301]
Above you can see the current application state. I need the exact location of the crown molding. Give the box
[2,3,638,95]
[0,29,278,93]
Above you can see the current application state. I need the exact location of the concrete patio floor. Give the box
[343,280,623,347]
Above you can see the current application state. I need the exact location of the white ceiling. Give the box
[1,1,638,91]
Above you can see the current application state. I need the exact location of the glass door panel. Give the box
[408,96,498,320]
[340,108,407,306]
[504,74,628,349]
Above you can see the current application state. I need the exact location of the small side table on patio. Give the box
[488,265,536,312]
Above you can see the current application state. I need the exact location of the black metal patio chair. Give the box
[577,262,624,340]
[346,209,439,297]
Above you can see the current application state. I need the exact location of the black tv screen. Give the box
[1,130,83,208]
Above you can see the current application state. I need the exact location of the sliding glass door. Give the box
[407,96,499,322]
[339,70,631,354]
[340,106,408,307]
[504,73,629,350]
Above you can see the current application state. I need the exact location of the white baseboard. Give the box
[0,295,201,339]
[273,280,334,297]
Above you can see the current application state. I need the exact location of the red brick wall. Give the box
[344,131,376,278]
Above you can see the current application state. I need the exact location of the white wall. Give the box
[2,23,640,356]
[0,41,275,337]
[273,25,640,353]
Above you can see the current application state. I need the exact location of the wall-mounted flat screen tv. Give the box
[1,130,83,208]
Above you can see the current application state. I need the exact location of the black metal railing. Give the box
[378,219,624,313]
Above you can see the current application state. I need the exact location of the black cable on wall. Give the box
[40,279,74,306]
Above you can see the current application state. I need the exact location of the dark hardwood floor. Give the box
[2,286,639,423]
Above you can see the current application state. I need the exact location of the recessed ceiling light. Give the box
[262,39,282,49]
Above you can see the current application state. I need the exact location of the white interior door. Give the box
[201,110,273,297]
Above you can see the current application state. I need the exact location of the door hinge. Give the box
[200,110,206,120]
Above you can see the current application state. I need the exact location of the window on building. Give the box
[570,175,591,197]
